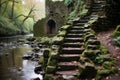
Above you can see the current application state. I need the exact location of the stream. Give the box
[0,34,43,80]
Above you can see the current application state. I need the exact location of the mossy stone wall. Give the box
[33,0,68,37]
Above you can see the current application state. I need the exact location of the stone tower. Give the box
[34,0,68,37]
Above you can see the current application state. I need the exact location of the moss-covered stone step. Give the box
[63,42,84,47]
[73,23,85,26]
[92,5,101,9]
[71,26,85,30]
[68,29,85,33]
[64,38,84,42]
[66,33,84,37]
[73,20,89,24]
[61,47,85,54]
[84,34,96,41]
[82,50,101,60]
[56,70,79,76]
[57,62,79,71]
[59,54,80,62]
[92,8,102,12]
[84,29,93,33]
[86,39,100,45]
[86,45,99,50]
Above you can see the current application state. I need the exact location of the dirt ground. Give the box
[97,29,120,80]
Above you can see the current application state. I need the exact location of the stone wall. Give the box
[33,0,68,37]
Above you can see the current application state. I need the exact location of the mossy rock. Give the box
[52,36,64,45]
[46,66,57,74]
[47,58,58,66]
[79,56,93,64]
[97,69,111,76]
[57,30,67,37]
[43,49,50,58]
[50,51,59,59]
[66,20,73,25]
[86,39,100,46]
[79,62,97,79]
[99,54,112,61]
[102,61,115,69]
[82,50,101,60]
[86,45,100,50]
[84,33,96,42]
[44,74,54,80]
[60,25,71,30]
[38,56,44,65]
[100,45,109,54]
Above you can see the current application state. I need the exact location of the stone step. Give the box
[68,30,85,34]
[64,38,84,42]
[73,20,88,24]
[57,62,79,71]
[73,23,85,26]
[86,45,99,50]
[61,47,85,54]
[92,8,102,12]
[92,3,104,7]
[66,33,84,38]
[59,54,80,61]
[87,39,100,45]
[71,26,85,30]
[92,6,101,9]
[63,42,84,47]
[56,70,79,76]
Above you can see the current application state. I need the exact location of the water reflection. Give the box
[0,44,42,80]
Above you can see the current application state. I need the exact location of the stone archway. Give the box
[47,19,56,34]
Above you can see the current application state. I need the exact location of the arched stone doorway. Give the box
[46,19,56,34]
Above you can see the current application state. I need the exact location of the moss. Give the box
[102,61,115,69]
[46,66,57,73]
[113,25,120,37]
[97,69,111,76]
[67,0,90,19]
[44,74,54,80]
[60,25,71,30]
[33,19,46,37]
[100,45,109,54]
[57,30,67,37]
[82,50,101,60]
[38,56,44,65]
[47,58,57,66]
[52,36,64,45]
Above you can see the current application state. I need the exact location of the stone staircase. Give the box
[43,0,110,80]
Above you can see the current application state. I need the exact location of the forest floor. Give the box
[97,29,120,80]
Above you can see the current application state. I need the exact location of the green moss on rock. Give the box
[46,66,57,73]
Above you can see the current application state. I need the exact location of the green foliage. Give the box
[113,25,120,37]
[67,0,89,19]
[0,0,34,36]
[114,37,120,45]
[113,25,120,46]
[0,15,20,36]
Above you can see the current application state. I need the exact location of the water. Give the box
[0,34,43,80]
[0,34,33,42]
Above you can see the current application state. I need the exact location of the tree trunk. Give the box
[0,0,1,12]
[11,0,15,19]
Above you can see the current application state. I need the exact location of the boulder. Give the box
[34,65,42,74]
[80,62,97,79]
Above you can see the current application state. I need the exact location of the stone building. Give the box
[34,0,68,37]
